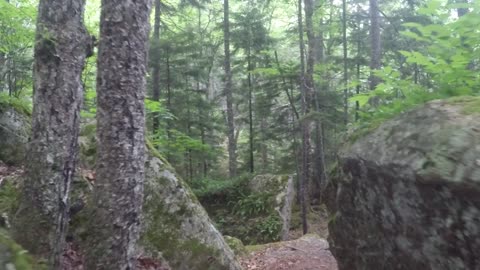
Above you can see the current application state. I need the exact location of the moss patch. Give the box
[224,236,246,257]
[142,189,227,270]
[0,178,20,216]
[446,95,480,115]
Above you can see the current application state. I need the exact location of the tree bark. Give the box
[456,0,469,17]
[12,0,90,267]
[223,0,237,177]
[369,0,381,90]
[298,0,309,235]
[151,0,161,132]
[85,0,152,268]
[248,45,254,173]
[342,0,348,124]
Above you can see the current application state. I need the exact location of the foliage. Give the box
[0,179,19,215]
[350,0,480,134]
[189,173,252,200]
[0,93,31,116]
[256,214,282,242]
[231,192,272,217]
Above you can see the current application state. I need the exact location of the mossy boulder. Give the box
[223,236,246,257]
[0,108,30,165]
[248,174,295,241]
[75,124,241,270]
[327,98,480,270]
[141,156,242,270]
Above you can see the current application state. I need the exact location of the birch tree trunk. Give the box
[12,0,90,267]
[85,0,152,268]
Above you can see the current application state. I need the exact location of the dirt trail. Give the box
[240,234,338,270]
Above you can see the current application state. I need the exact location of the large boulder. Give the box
[248,174,295,241]
[0,108,29,165]
[141,155,242,270]
[75,125,241,269]
[327,97,480,270]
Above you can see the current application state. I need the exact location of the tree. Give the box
[151,0,161,132]
[85,0,152,268]
[298,0,309,235]
[12,0,91,267]
[369,0,382,90]
[342,0,348,123]
[223,0,237,177]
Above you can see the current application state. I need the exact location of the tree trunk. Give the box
[369,0,381,90]
[151,0,161,132]
[456,0,469,17]
[223,0,237,177]
[12,0,90,267]
[342,0,348,124]
[85,0,152,268]
[298,0,309,235]
[248,45,254,173]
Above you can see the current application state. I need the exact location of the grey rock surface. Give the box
[327,99,480,270]
[0,108,29,165]
[141,155,242,270]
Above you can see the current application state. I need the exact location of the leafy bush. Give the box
[231,193,272,217]
[256,214,282,242]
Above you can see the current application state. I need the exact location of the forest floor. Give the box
[239,205,338,270]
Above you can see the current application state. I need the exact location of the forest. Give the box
[0,0,479,269]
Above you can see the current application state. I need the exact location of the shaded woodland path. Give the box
[239,205,337,270]
[239,234,337,270]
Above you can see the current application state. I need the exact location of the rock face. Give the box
[142,155,242,270]
[0,108,29,165]
[327,98,480,270]
[249,174,295,241]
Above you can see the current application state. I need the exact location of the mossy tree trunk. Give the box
[12,0,90,267]
[85,0,152,268]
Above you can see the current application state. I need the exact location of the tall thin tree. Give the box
[342,0,348,123]
[86,0,152,268]
[223,0,237,177]
[369,0,381,90]
[12,0,91,267]
[151,0,161,132]
[298,0,309,235]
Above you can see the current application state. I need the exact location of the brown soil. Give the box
[240,205,337,270]
[239,234,338,270]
